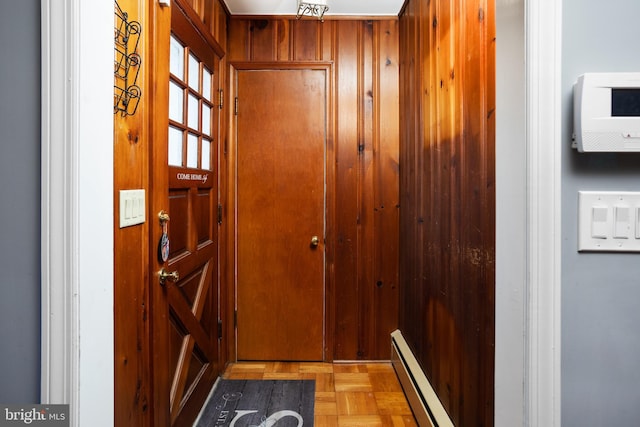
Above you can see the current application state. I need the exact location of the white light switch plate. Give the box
[119,189,146,228]
[578,191,640,252]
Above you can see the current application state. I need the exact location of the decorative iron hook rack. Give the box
[114,1,142,117]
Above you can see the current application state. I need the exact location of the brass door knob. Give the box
[310,236,320,247]
[159,268,179,285]
[158,210,170,223]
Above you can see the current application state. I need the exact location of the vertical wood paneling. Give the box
[399,0,421,365]
[227,17,400,361]
[399,0,495,425]
[250,19,277,61]
[333,20,360,359]
[228,20,250,61]
[183,0,203,16]
[358,20,375,358]
[114,0,151,425]
[214,1,228,48]
[374,19,400,358]
[293,20,320,61]
[321,21,334,62]
[276,20,291,61]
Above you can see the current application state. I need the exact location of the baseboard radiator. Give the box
[391,329,455,427]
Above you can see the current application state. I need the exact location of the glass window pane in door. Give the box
[202,105,211,136]
[187,133,199,168]
[202,67,212,102]
[201,139,211,170]
[188,53,200,91]
[170,36,184,80]
[168,126,183,166]
[188,94,199,129]
[169,81,184,123]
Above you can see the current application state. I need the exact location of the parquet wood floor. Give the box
[222,361,418,427]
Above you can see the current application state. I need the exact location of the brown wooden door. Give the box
[150,3,224,426]
[236,68,327,361]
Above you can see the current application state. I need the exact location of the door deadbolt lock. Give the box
[159,268,179,285]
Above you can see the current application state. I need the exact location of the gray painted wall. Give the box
[562,0,640,425]
[0,0,41,403]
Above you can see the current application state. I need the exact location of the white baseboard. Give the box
[391,330,454,427]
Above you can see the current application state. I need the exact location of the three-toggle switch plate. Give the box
[119,189,146,228]
[578,191,640,252]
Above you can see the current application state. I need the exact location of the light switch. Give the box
[578,191,640,252]
[120,189,146,228]
[591,206,608,238]
[613,205,630,238]
[134,197,142,219]
[124,199,132,220]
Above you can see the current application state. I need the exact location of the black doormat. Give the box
[194,379,315,427]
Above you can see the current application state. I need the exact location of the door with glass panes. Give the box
[152,2,223,425]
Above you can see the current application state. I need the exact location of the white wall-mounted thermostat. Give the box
[573,72,640,152]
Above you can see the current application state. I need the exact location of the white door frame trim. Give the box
[41,1,114,426]
[525,0,562,425]
[41,0,75,406]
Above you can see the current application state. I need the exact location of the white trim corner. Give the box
[525,0,562,425]
[41,1,114,426]
[40,0,77,408]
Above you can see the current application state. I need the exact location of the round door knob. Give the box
[310,236,320,247]
[159,268,179,285]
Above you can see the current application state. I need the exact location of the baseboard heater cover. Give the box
[391,329,454,427]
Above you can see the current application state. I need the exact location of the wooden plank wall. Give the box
[227,18,400,360]
[114,1,152,425]
[180,0,228,48]
[398,0,496,425]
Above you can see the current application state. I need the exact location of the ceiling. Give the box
[222,0,405,17]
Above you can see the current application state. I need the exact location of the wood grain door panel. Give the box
[236,68,327,361]
[165,176,217,425]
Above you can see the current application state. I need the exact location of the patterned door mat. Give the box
[194,379,315,427]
